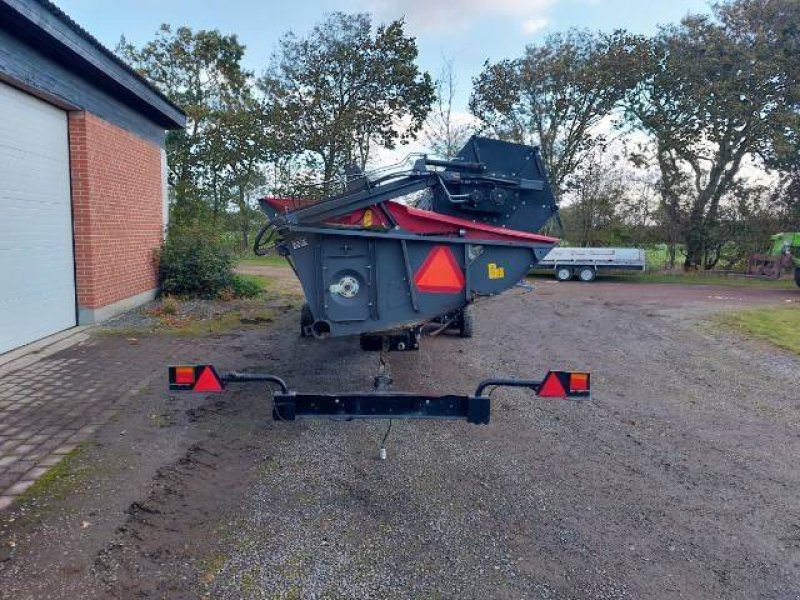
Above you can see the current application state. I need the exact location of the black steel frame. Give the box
[201,372,559,425]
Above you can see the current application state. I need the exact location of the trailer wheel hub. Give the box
[330,275,360,298]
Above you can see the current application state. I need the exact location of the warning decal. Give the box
[488,263,505,279]
[414,246,465,293]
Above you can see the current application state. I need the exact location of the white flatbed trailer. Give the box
[534,247,646,282]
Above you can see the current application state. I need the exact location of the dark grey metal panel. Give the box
[0,0,185,132]
[287,230,544,338]
[0,28,166,145]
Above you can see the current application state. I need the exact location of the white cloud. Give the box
[364,0,556,33]
[522,17,549,34]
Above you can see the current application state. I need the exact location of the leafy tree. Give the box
[625,0,800,269]
[260,13,435,186]
[206,87,272,250]
[470,29,645,199]
[423,58,473,159]
[118,25,251,223]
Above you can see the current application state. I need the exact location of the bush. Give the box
[227,274,264,299]
[160,295,180,315]
[158,225,235,298]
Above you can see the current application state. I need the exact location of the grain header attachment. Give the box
[254,136,560,340]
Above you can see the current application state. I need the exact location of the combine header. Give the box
[254,136,560,343]
[169,137,591,431]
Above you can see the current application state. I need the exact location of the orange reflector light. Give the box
[362,209,374,227]
[569,372,589,392]
[414,246,465,293]
[174,366,195,385]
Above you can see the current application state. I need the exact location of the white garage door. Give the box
[0,81,76,354]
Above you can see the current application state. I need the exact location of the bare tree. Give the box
[423,58,472,159]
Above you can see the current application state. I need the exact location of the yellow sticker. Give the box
[362,209,374,227]
[488,263,505,279]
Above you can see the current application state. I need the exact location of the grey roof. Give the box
[0,0,186,128]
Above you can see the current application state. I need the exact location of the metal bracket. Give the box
[273,392,491,424]
[360,327,421,352]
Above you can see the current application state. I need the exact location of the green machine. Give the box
[747,232,800,287]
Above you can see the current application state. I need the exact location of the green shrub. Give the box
[227,275,264,298]
[158,225,235,298]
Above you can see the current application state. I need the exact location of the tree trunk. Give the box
[683,226,704,271]
[238,188,250,254]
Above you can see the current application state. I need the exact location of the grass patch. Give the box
[235,273,272,290]
[240,567,261,595]
[1,446,97,532]
[622,272,796,288]
[16,446,87,504]
[603,272,796,289]
[150,412,173,428]
[717,306,800,355]
[237,254,289,268]
[197,550,228,585]
[527,270,797,289]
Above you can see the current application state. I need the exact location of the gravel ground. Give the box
[1,280,799,599]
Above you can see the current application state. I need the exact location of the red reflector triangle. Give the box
[538,372,567,398]
[414,246,465,293]
[193,366,223,392]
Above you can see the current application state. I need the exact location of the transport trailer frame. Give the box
[532,247,646,282]
[168,365,591,425]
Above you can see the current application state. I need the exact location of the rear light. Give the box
[169,365,224,392]
[537,371,591,399]
[174,366,195,385]
[569,372,589,393]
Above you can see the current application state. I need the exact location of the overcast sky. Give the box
[56,0,710,112]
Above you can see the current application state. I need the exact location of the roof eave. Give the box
[2,0,186,129]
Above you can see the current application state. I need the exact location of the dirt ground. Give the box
[1,278,799,599]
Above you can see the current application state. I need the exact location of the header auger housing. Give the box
[255,136,560,340]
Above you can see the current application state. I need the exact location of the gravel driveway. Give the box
[1,280,798,599]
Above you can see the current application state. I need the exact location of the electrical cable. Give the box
[381,419,393,447]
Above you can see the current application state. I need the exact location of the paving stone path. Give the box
[0,334,203,510]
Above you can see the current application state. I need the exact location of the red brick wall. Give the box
[69,111,164,309]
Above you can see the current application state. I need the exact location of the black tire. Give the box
[578,267,596,282]
[459,305,475,338]
[795,267,800,289]
[555,266,573,282]
[300,303,314,337]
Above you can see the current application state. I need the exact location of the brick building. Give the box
[0,0,186,354]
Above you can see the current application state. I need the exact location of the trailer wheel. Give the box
[300,303,314,337]
[578,267,596,282]
[555,267,573,281]
[459,305,475,338]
